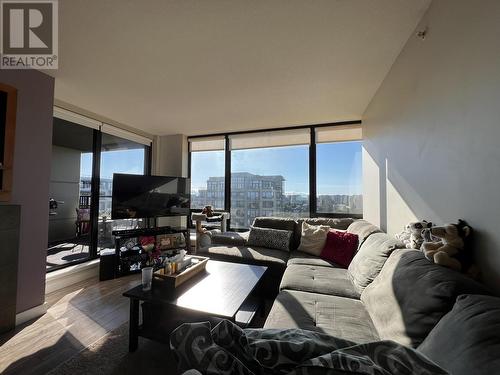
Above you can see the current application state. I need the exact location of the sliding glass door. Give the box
[47,119,95,271]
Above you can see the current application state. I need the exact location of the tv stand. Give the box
[110,225,191,278]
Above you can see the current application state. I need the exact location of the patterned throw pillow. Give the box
[247,226,293,252]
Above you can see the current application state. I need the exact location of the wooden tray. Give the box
[153,255,208,290]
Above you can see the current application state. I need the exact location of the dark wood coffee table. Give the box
[123,260,267,351]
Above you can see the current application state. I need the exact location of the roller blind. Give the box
[229,128,310,150]
[101,123,152,146]
[53,106,101,130]
[315,124,362,143]
[188,136,225,152]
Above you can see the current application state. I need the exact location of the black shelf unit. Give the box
[111,225,191,278]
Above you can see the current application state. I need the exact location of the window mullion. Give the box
[224,135,231,228]
[309,126,317,218]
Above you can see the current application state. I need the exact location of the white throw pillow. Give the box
[297,221,330,256]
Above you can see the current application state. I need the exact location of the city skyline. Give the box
[192,171,362,227]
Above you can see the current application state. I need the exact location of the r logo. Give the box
[2,1,53,54]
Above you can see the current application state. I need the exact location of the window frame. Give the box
[188,121,363,230]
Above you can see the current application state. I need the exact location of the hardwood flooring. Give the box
[0,273,142,375]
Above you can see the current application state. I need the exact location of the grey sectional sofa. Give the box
[198,217,355,295]
[197,217,500,374]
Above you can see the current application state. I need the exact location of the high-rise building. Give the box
[230,172,285,228]
[192,172,286,227]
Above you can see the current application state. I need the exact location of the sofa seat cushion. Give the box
[280,264,360,299]
[198,245,289,271]
[211,231,249,246]
[348,232,405,294]
[287,251,341,268]
[361,249,491,348]
[346,219,382,250]
[264,290,379,344]
[417,294,500,375]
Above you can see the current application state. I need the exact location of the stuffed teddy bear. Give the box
[201,205,214,217]
[421,219,473,272]
[408,220,433,249]
[396,220,433,249]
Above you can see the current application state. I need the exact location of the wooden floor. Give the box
[0,273,142,375]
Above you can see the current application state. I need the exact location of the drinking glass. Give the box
[141,266,154,291]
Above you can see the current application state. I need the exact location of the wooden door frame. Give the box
[0,82,17,202]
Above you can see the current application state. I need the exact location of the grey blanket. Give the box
[170,320,447,375]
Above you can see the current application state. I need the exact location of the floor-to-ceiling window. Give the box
[316,125,363,215]
[188,122,362,230]
[189,136,225,210]
[229,129,310,228]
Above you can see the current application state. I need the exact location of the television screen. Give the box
[111,174,190,219]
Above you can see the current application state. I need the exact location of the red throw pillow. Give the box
[320,230,359,268]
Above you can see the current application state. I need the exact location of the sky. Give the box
[191,142,362,195]
[79,143,362,195]
[80,149,145,179]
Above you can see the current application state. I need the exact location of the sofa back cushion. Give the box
[253,217,297,249]
[361,249,490,348]
[247,226,292,252]
[346,220,382,250]
[348,233,405,293]
[417,294,500,375]
[299,217,354,230]
[297,222,330,256]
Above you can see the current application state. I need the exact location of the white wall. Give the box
[362,0,500,291]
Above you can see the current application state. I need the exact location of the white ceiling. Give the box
[49,0,431,136]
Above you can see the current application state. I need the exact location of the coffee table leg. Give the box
[129,299,139,352]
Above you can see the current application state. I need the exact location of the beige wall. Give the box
[362,0,500,291]
[153,134,188,178]
[0,70,55,313]
[153,134,189,227]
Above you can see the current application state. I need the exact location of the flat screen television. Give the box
[111,174,190,219]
